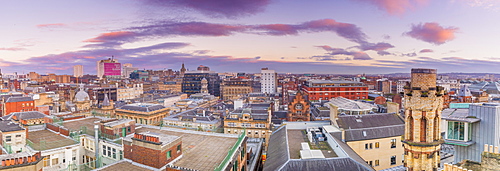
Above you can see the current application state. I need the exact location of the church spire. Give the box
[180,62,186,75]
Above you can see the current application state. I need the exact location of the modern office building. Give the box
[73,65,83,77]
[181,66,221,97]
[260,68,277,94]
[96,58,121,79]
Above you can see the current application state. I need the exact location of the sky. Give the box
[1,0,500,75]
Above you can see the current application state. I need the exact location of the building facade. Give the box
[301,80,369,101]
[260,68,277,94]
[221,78,252,101]
[114,103,169,125]
[403,68,444,171]
[287,91,310,121]
[73,65,83,77]
[181,69,221,97]
[96,58,120,79]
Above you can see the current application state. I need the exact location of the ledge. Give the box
[444,139,475,147]
[403,140,444,147]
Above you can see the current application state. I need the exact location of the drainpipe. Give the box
[94,124,100,168]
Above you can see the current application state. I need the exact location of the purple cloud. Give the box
[142,0,271,19]
[316,45,372,60]
[356,0,429,15]
[85,19,373,48]
[419,49,433,53]
[404,22,459,45]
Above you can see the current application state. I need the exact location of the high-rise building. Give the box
[403,68,444,170]
[260,68,277,94]
[181,66,221,96]
[96,57,120,79]
[122,63,137,78]
[73,65,83,77]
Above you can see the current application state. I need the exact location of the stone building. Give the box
[403,68,444,171]
[114,103,169,126]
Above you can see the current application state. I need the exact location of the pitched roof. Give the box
[118,103,166,112]
[263,126,289,171]
[327,97,376,111]
[0,120,24,132]
[5,96,33,103]
[337,113,405,141]
[281,158,373,171]
[2,111,46,121]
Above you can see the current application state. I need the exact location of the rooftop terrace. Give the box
[287,129,337,159]
[27,130,77,151]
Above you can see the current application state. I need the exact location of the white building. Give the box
[396,79,410,94]
[260,68,277,94]
[117,84,143,101]
[96,58,119,79]
[73,65,83,77]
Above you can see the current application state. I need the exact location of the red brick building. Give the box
[287,91,310,121]
[301,80,368,101]
[3,97,35,116]
[280,80,299,105]
[123,132,182,169]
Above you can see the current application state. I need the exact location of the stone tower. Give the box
[180,62,186,75]
[403,68,444,171]
[201,78,208,94]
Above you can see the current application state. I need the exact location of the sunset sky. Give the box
[1,0,500,75]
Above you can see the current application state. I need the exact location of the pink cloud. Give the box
[0,47,25,51]
[357,0,429,15]
[315,45,373,60]
[84,31,137,43]
[419,49,433,53]
[36,23,66,28]
[404,22,458,45]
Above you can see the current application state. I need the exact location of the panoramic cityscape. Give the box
[1,0,500,171]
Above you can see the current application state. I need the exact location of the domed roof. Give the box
[75,84,90,102]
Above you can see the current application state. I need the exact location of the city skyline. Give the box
[1,0,500,75]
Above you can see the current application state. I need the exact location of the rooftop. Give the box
[27,130,77,150]
[5,96,33,103]
[326,97,377,111]
[62,117,103,132]
[442,108,480,123]
[118,103,166,112]
[0,120,24,132]
[2,111,46,121]
[287,129,337,159]
[98,160,153,171]
[135,126,240,171]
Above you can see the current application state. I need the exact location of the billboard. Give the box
[104,62,121,76]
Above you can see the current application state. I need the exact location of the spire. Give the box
[102,93,110,106]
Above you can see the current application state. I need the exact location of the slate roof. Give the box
[274,111,288,119]
[442,108,479,123]
[311,107,330,118]
[337,113,405,141]
[5,96,33,103]
[118,103,166,112]
[281,158,373,171]
[327,97,376,111]
[2,111,46,121]
[263,126,289,171]
[0,120,24,132]
[263,125,375,171]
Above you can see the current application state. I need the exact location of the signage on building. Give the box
[104,63,121,76]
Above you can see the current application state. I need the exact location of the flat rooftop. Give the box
[27,130,77,150]
[98,160,152,171]
[135,126,239,171]
[287,130,337,159]
[62,117,102,132]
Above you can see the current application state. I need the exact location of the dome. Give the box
[75,84,90,102]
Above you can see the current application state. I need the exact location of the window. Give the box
[375,142,380,148]
[167,150,171,159]
[390,156,396,165]
[368,161,372,166]
[6,136,11,142]
[375,160,379,166]
[127,126,131,133]
[15,135,21,138]
[112,148,116,159]
[44,156,50,167]
[103,145,107,156]
[369,143,373,149]
[391,139,397,148]
[447,121,471,141]
[242,123,251,127]
[228,122,236,127]
[177,145,181,153]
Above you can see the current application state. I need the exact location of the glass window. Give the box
[167,151,171,159]
[177,145,181,153]
[375,142,380,148]
[447,121,471,141]
[375,160,379,166]
[5,136,11,142]
[390,156,396,165]
[391,139,396,148]
[365,143,369,150]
